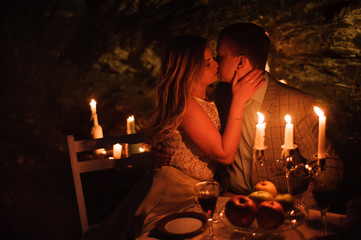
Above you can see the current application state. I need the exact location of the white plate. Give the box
[156,212,207,237]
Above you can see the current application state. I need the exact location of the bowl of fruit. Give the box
[219,181,308,234]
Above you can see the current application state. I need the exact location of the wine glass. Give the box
[194,180,219,239]
[310,167,335,236]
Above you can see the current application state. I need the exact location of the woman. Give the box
[136,34,263,234]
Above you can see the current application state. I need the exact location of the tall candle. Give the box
[314,106,326,159]
[113,143,122,159]
[254,112,266,149]
[127,115,136,134]
[89,99,105,154]
[90,99,97,116]
[284,114,294,149]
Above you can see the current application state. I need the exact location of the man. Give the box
[214,23,343,207]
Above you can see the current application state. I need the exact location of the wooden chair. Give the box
[67,133,151,234]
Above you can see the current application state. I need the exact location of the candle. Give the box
[254,112,266,149]
[284,114,294,149]
[89,99,104,154]
[127,115,136,134]
[314,106,326,159]
[139,147,145,152]
[90,99,97,116]
[113,143,122,159]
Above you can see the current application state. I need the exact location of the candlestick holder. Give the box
[253,147,267,166]
[276,145,298,195]
[311,153,328,175]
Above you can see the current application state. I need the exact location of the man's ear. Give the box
[236,55,246,70]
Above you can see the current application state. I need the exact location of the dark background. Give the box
[1,0,361,239]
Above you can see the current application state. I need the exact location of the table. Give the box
[138,197,346,239]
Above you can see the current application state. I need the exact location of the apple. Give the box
[225,195,257,228]
[274,193,294,212]
[256,201,285,229]
[248,191,274,205]
[254,181,278,197]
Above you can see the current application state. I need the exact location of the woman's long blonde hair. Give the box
[145,34,208,145]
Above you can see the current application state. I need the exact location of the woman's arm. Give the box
[180,69,264,165]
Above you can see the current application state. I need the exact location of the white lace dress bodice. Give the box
[160,97,221,180]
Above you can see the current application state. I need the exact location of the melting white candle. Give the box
[89,98,104,154]
[113,143,122,159]
[254,112,266,149]
[127,115,136,134]
[314,106,326,159]
[284,114,294,149]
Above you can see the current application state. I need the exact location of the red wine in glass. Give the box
[198,194,218,217]
[312,190,334,210]
[194,181,219,239]
[311,168,336,236]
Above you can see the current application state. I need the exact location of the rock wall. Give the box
[2,0,360,168]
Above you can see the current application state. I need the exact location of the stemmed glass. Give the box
[194,180,219,239]
[310,167,335,236]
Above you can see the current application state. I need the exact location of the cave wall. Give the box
[2,0,361,177]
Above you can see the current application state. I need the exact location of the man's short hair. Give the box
[218,23,270,69]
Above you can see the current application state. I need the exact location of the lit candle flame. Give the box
[257,112,264,124]
[314,106,324,117]
[127,115,134,121]
[139,147,145,152]
[285,114,291,124]
[90,99,97,115]
[90,99,96,108]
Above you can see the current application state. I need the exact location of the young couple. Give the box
[137,22,342,234]
[88,23,343,239]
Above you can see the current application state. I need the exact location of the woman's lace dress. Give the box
[160,97,221,180]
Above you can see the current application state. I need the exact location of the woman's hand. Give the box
[231,69,264,107]
[151,145,170,169]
